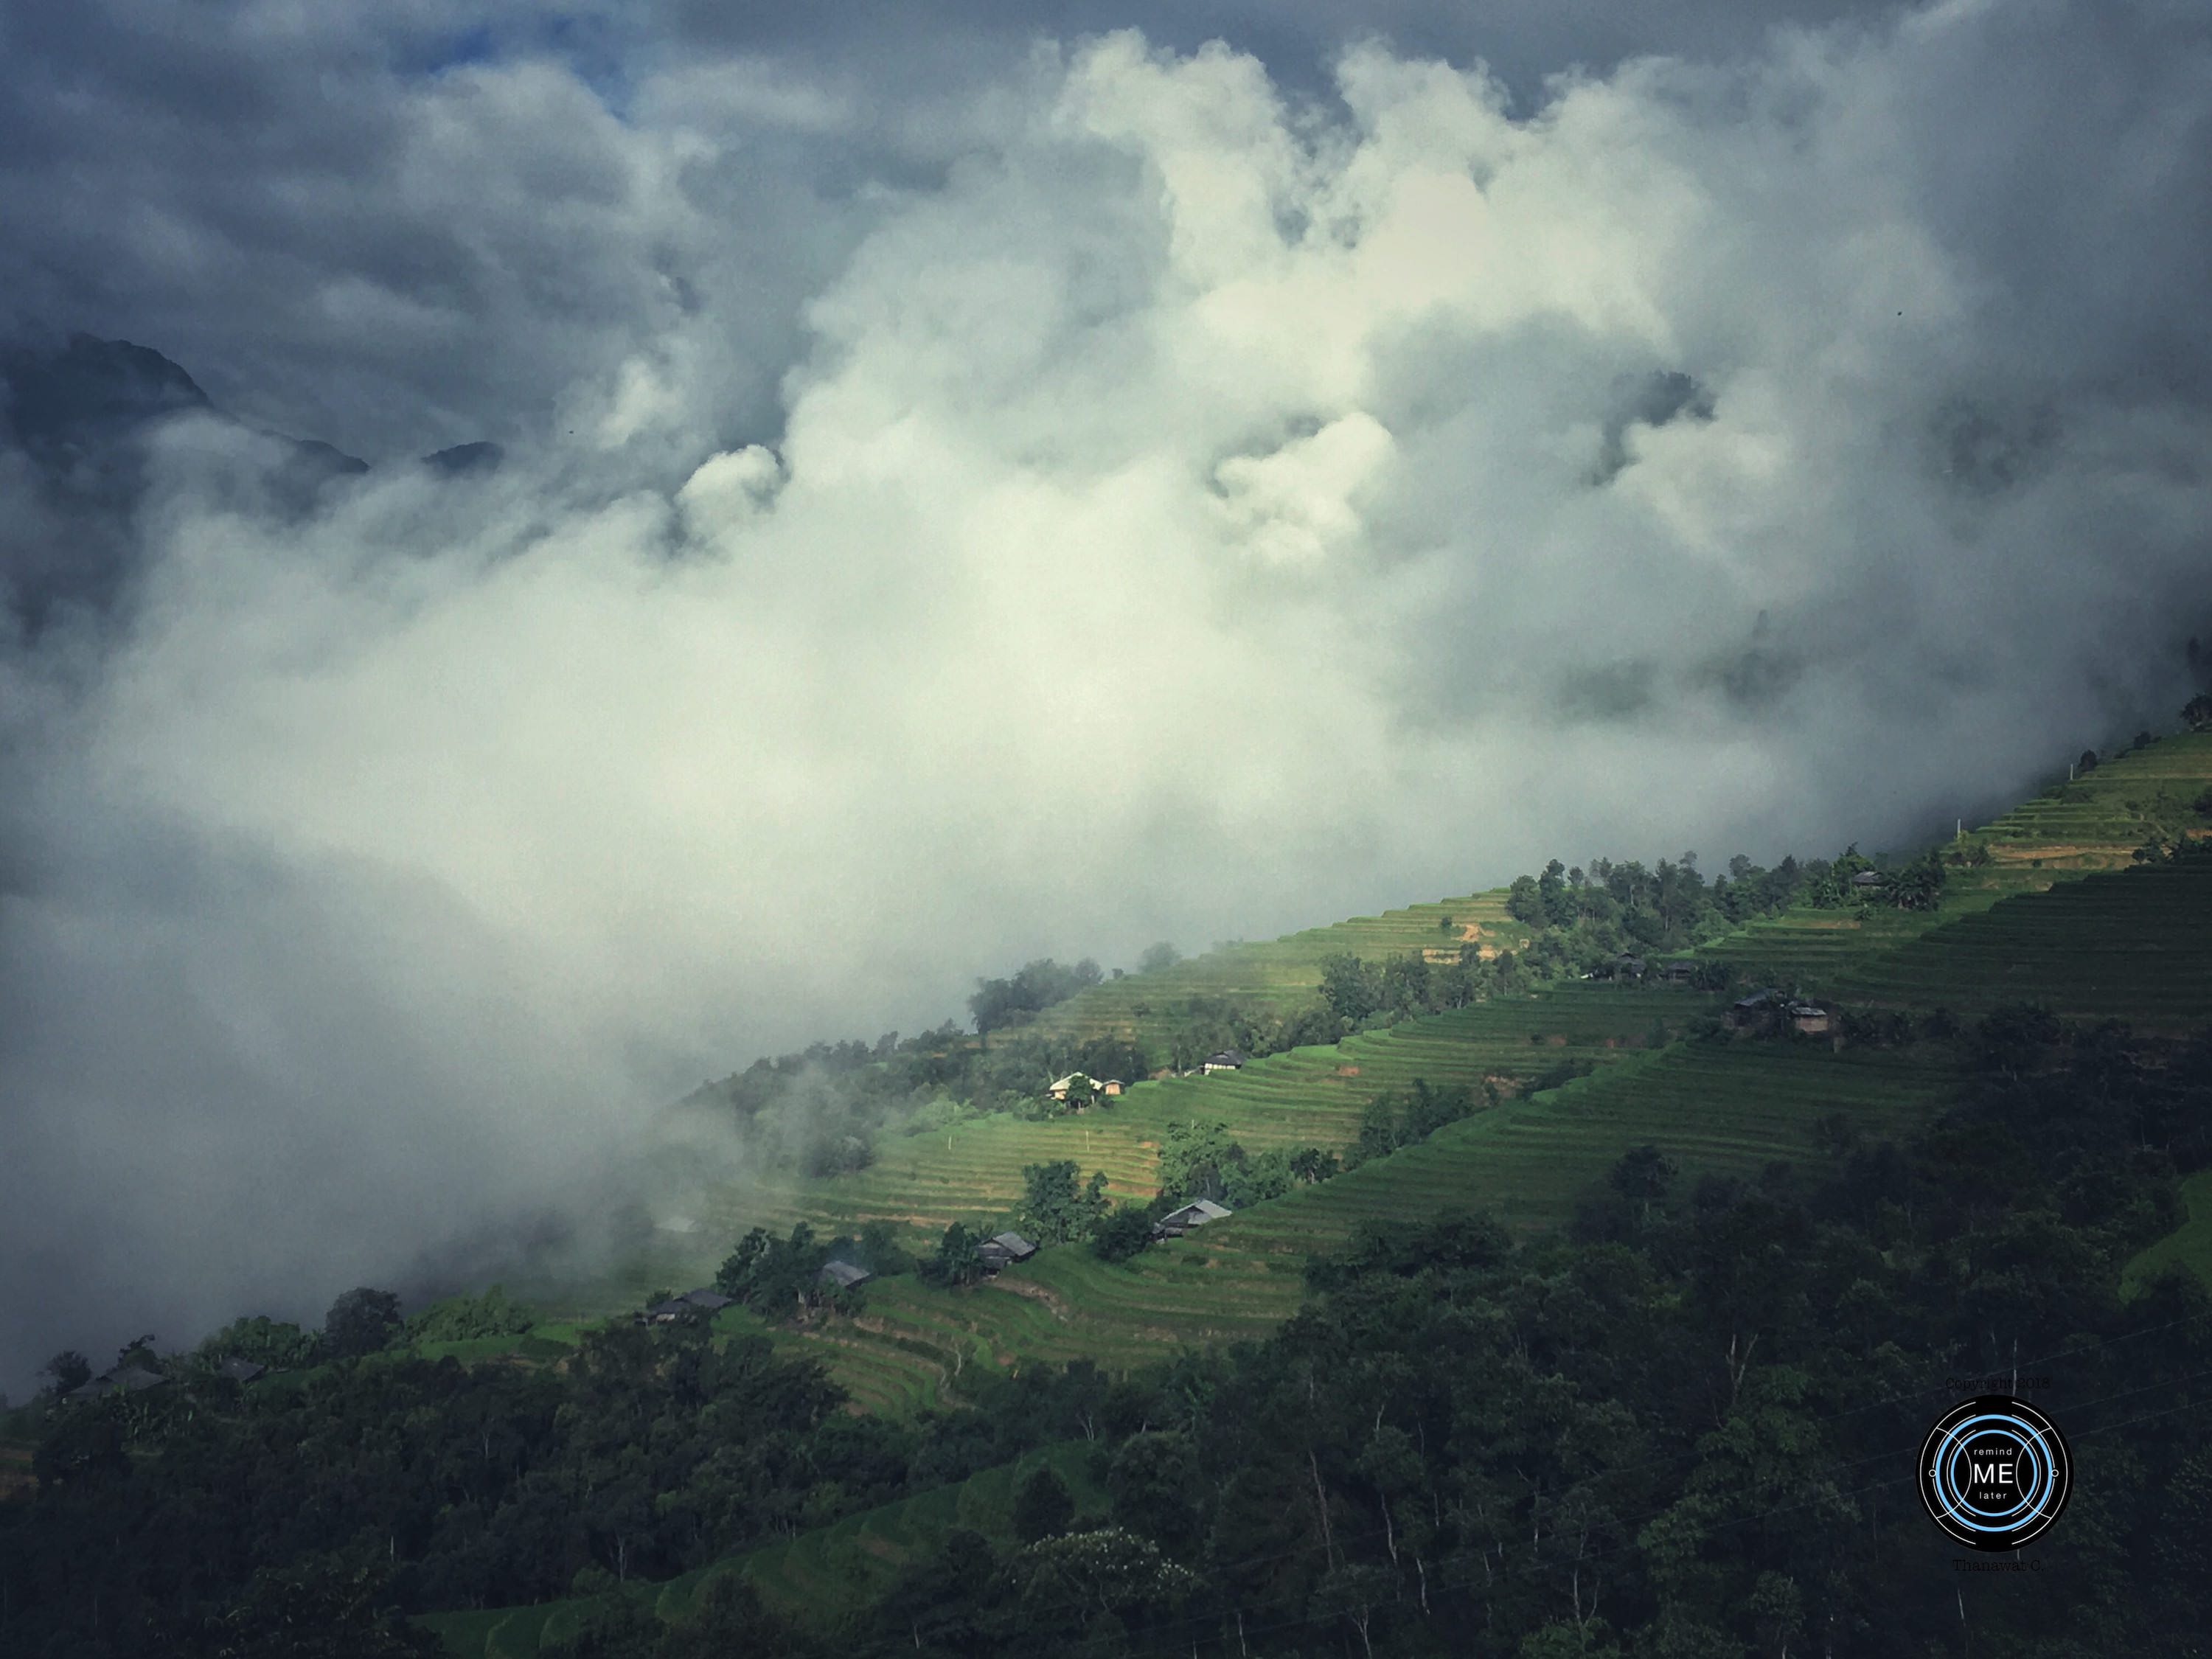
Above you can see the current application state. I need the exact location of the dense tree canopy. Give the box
[6,1012,2212,1658]
[969,959,1104,1037]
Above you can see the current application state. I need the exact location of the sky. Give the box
[1,0,2209,1391]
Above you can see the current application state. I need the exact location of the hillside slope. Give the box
[540,732,2212,1416]
[434,730,2212,1655]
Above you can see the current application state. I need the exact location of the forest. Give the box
[5,1006,2211,1657]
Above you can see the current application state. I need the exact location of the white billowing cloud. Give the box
[1215,413,1396,566]
[678,444,785,537]
[5,6,2211,1385]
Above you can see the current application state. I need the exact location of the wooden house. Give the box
[69,1364,168,1402]
[1152,1197,1233,1238]
[1727,989,1781,1029]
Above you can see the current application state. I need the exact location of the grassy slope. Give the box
[430,733,2212,1647]
[538,734,2212,1413]
[1705,737,2212,1029]
[1020,891,1535,1054]
[422,1441,1107,1658]
[583,982,1722,1411]
[2124,1169,2212,1297]
[1827,861,2212,1030]
[1691,733,2212,995]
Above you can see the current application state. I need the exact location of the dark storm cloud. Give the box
[2,0,2210,1393]
[0,1,873,466]
[0,0,1907,465]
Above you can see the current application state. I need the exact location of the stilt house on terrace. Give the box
[1152,1197,1233,1239]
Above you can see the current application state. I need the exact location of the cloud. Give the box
[4,4,2211,1388]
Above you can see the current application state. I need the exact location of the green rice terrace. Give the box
[1685,732,2212,988]
[521,731,2212,1418]
[409,731,2212,1654]
[1018,890,1536,1051]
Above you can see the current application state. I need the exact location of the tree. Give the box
[969,959,1104,1037]
[1312,1562,1399,1659]
[1001,1528,1201,1639]
[1091,1203,1158,1264]
[873,1528,998,1656]
[1401,1079,1475,1141]
[715,1222,832,1315]
[921,1222,987,1287]
[855,1219,916,1278]
[1860,849,1947,911]
[405,1286,536,1343]
[1158,1120,1239,1203]
[1012,1464,1077,1543]
[38,1349,91,1397]
[196,1554,441,1658]
[1540,858,1576,927]
[1609,1144,1677,1224]
[1507,873,1545,925]
[2185,692,2212,731]
[1020,1161,1110,1244]
[1107,1431,1202,1550]
[1137,942,1181,974]
[1318,952,1382,1023]
[201,1315,324,1371]
[323,1288,403,1359]
[1353,1091,1403,1164]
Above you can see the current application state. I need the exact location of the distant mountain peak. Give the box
[422,440,503,476]
[0,331,212,444]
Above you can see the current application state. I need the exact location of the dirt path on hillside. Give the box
[990,1276,1074,1322]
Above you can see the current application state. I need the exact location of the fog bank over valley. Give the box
[1,0,2208,1389]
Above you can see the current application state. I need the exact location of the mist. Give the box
[4,2,2210,1391]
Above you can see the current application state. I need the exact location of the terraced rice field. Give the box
[437,1037,1961,1652]
[1966,732,2212,863]
[745,1034,1953,1413]
[427,734,2212,1651]
[421,1442,1105,1657]
[551,731,2212,1406]
[1826,860,2212,1031]
[1692,905,1975,992]
[1211,1039,1949,1242]
[548,981,1697,1408]
[720,983,1715,1244]
[1023,890,1534,1057]
[1688,734,2212,995]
